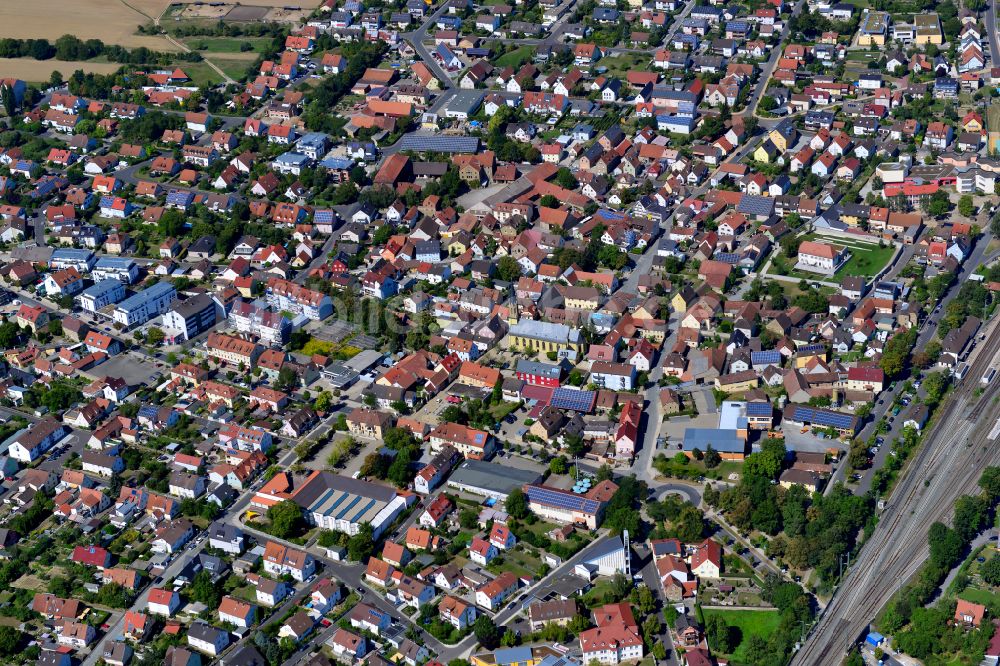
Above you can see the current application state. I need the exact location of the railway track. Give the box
[793,318,1000,664]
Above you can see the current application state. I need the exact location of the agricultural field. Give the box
[0,58,122,84]
[0,0,178,51]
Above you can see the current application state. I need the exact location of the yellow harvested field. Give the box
[0,58,123,83]
[193,0,323,5]
[0,0,177,51]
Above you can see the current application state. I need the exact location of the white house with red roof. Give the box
[845,366,885,392]
[147,588,181,616]
[489,524,516,550]
[796,240,849,274]
[469,537,498,565]
[689,539,722,578]
[580,603,644,665]
[418,495,453,528]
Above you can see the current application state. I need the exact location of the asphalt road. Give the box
[743,0,807,117]
[402,2,457,89]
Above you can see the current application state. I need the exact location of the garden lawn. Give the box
[490,401,520,420]
[583,579,619,607]
[958,587,1000,608]
[837,243,895,277]
[698,608,782,663]
[798,233,896,278]
[494,46,536,68]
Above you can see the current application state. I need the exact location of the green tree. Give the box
[506,488,529,519]
[633,584,657,616]
[706,615,736,653]
[146,327,165,346]
[0,86,15,118]
[742,439,786,480]
[314,390,333,412]
[0,626,21,657]
[188,569,221,607]
[387,447,415,488]
[0,321,19,348]
[474,615,502,649]
[979,466,1000,502]
[275,366,299,391]
[703,445,721,469]
[927,189,952,217]
[958,194,975,217]
[611,572,633,601]
[496,255,523,282]
[555,167,577,189]
[564,433,586,456]
[347,522,375,561]
[266,500,304,539]
[927,521,963,568]
[983,556,1000,585]
[549,457,568,475]
[459,508,479,529]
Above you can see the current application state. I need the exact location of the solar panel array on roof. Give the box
[737,194,774,217]
[798,344,826,354]
[746,402,772,417]
[396,135,480,154]
[314,209,335,223]
[751,350,781,364]
[791,406,854,429]
[166,190,193,204]
[714,252,740,264]
[550,387,596,412]
[526,485,600,513]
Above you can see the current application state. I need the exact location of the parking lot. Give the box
[91,353,164,386]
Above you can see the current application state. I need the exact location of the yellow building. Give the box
[768,121,798,153]
[671,286,696,313]
[913,13,942,45]
[753,140,779,164]
[857,10,889,46]
[715,371,759,393]
[507,319,584,355]
[563,286,600,310]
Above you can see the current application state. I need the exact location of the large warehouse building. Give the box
[253,470,412,538]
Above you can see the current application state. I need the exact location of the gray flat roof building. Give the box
[446,459,542,500]
[346,349,385,373]
[444,90,485,119]
[681,428,745,455]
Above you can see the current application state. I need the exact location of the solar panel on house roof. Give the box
[314,210,334,223]
[550,387,596,412]
[798,344,826,354]
[794,406,854,429]
[751,350,781,364]
[396,135,480,154]
[526,485,600,513]
[737,194,774,216]
[746,402,772,416]
[714,252,740,264]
